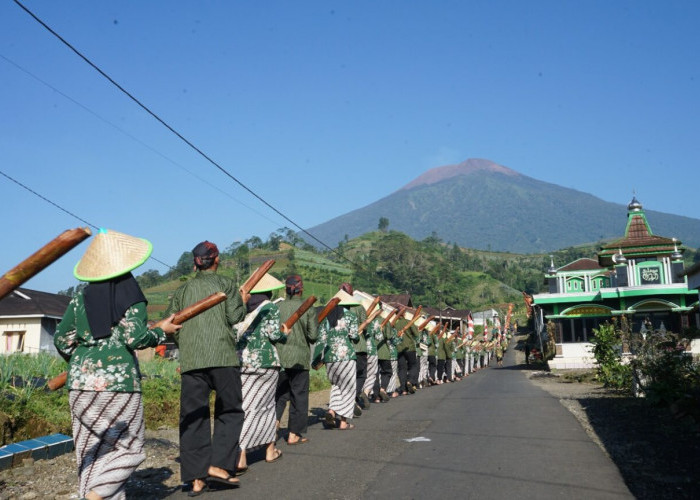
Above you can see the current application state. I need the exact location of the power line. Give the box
[13,0,363,271]
[0,168,176,274]
[0,52,286,229]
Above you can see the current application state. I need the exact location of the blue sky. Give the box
[1,0,699,293]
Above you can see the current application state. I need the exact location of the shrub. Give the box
[590,322,633,391]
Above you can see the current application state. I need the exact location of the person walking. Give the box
[54,228,182,500]
[236,273,287,471]
[166,241,247,496]
[313,290,360,430]
[275,275,318,445]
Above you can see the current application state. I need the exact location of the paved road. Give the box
[172,348,633,499]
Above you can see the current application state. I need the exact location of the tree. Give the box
[378,217,389,232]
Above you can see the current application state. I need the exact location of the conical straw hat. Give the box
[333,289,360,306]
[74,228,152,282]
[353,291,377,310]
[379,304,396,319]
[251,273,285,293]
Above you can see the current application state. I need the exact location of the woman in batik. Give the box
[54,229,181,500]
[236,274,287,470]
[313,290,359,430]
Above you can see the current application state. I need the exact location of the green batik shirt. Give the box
[416,329,432,357]
[376,322,394,361]
[55,293,165,393]
[349,304,368,354]
[395,318,418,353]
[276,296,318,370]
[236,301,286,370]
[428,333,438,356]
[167,269,246,373]
[313,308,359,364]
[365,317,383,356]
[388,325,401,361]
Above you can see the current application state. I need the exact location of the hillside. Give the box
[305,159,700,253]
[141,231,608,323]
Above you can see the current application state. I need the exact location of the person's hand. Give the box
[159,314,183,335]
[239,287,251,304]
[281,323,290,335]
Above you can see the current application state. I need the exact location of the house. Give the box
[0,288,70,356]
[532,198,699,369]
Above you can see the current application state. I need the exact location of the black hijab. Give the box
[246,291,272,313]
[83,272,147,339]
[325,304,346,329]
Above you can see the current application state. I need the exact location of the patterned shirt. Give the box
[167,270,246,373]
[236,302,286,370]
[313,308,359,363]
[365,318,383,356]
[54,293,165,393]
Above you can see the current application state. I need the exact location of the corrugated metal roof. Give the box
[0,288,71,318]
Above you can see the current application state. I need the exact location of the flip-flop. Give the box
[337,423,355,430]
[266,449,283,463]
[323,412,336,429]
[187,486,209,497]
[206,475,240,488]
[287,437,309,445]
[235,466,248,476]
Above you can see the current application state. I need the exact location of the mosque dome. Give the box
[628,197,643,212]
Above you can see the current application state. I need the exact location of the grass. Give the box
[1,352,331,444]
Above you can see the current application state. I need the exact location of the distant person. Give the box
[313,290,360,430]
[166,241,247,495]
[236,273,287,471]
[54,229,182,500]
[275,275,318,445]
[340,282,369,414]
[525,341,530,365]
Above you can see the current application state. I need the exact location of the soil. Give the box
[1,342,698,499]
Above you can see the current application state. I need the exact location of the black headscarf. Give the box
[325,304,345,329]
[83,272,147,339]
[246,291,272,313]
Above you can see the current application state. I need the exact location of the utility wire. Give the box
[0,52,285,229]
[13,0,364,272]
[0,168,177,274]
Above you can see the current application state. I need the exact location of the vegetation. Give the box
[590,319,700,420]
[0,352,331,444]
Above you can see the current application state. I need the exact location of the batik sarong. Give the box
[386,360,399,393]
[363,354,379,395]
[240,368,279,450]
[70,390,145,500]
[326,360,356,419]
[419,355,428,384]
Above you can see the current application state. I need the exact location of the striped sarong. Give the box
[386,360,399,393]
[419,356,428,384]
[363,354,379,394]
[240,368,279,450]
[69,390,145,500]
[326,360,356,419]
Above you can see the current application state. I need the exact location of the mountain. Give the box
[305,159,700,253]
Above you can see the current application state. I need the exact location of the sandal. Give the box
[287,436,309,445]
[206,474,240,489]
[323,412,336,429]
[266,449,283,463]
[338,423,355,430]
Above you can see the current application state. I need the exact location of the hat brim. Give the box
[74,230,152,282]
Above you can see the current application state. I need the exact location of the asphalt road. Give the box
[171,349,633,499]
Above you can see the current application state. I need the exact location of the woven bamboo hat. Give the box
[251,273,284,293]
[333,289,360,306]
[74,228,152,282]
[378,304,396,319]
[353,292,377,311]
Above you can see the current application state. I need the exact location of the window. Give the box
[637,262,664,285]
[3,331,26,353]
